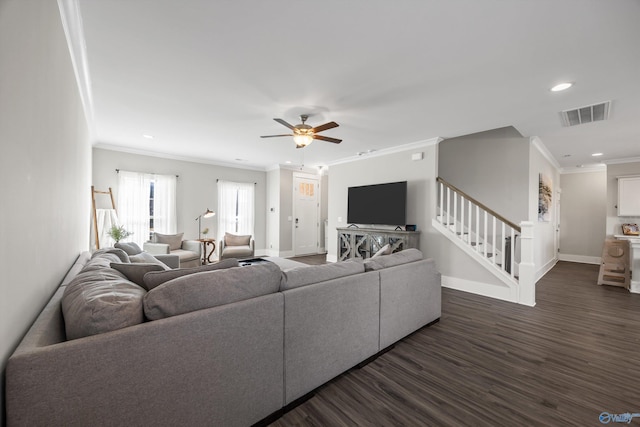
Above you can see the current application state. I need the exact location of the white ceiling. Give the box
[76,0,640,171]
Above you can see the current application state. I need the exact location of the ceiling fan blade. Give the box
[273,118,296,130]
[313,134,342,144]
[260,134,293,138]
[311,121,339,133]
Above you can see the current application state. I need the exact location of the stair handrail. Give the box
[436,177,521,232]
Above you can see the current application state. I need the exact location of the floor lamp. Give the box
[196,208,215,239]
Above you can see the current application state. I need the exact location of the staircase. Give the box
[432,177,536,306]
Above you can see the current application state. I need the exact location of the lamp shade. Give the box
[203,209,215,218]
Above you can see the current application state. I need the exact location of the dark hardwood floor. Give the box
[270,262,640,426]
[288,254,328,266]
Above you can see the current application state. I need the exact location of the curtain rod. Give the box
[116,169,179,178]
[216,179,257,185]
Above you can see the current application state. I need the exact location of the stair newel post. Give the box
[518,221,536,306]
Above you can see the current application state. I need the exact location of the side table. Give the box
[197,238,216,264]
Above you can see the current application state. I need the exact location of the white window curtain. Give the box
[118,171,177,247]
[118,171,152,247]
[153,174,177,234]
[217,180,255,241]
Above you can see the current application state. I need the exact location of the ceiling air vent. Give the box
[560,101,611,127]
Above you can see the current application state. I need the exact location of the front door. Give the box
[293,175,319,256]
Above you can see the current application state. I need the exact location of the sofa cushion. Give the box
[142,258,240,291]
[154,232,184,251]
[364,248,423,271]
[143,262,281,320]
[115,241,143,255]
[80,250,130,273]
[220,245,252,258]
[130,251,165,265]
[111,262,168,288]
[225,232,251,246]
[62,268,147,340]
[171,248,200,262]
[280,260,365,291]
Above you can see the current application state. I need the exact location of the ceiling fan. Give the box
[260,115,342,148]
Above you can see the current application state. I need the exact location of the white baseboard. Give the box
[441,276,517,304]
[558,253,601,265]
[326,254,338,263]
[630,280,640,294]
[536,257,558,281]
[278,250,295,258]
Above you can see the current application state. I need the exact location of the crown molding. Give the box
[327,137,443,167]
[530,136,561,170]
[93,143,268,172]
[603,156,640,165]
[560,164,606,174]
[57,0,96,140]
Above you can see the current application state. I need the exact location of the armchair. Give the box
[219,232,255,260]
[144,232,202,268]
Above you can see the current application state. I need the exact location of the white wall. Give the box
[92,148,267,254]
[559,170,607,263]
[0,2,91,423]
[529,141,560,280]
[606,161,640,236]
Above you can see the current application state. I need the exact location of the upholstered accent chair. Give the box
[144,232,201,268]
[219,232,255,260]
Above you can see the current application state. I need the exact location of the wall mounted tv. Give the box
[347,181,407,226]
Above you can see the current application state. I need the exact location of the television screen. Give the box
[347,181,407,226]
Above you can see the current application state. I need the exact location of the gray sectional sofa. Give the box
[5,248,441,427]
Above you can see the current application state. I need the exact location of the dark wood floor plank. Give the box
[270,262,640,426]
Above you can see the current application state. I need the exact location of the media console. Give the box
[337,227,420,261]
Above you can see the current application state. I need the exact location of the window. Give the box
[217,180,255,240]
[117,171,177,247]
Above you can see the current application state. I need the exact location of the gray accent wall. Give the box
[438,127,529,223]
[0,2,91,424]
[92,148,267,253]
[559,171,607,260]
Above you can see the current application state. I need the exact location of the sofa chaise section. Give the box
[6,261,285,427]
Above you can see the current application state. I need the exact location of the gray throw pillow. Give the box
[115,241,143,255]
[143,262,281,320]
[364,248,423,271]
[142,258,240,291]
[154,232,184,251]
[225,232,251,246]
[111,262,167,287]
[371,243,392,259]
[62,269,146,340]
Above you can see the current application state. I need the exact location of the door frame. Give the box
[292,172,321,256]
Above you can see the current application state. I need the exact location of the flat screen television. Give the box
[347,181,407,226]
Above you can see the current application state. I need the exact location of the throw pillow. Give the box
[143,262,281,320]
[154,232,184,251]
[111,262,167,287]
[129,251,163,264]
[364,248,423,271]
[371,243,392,259]
[142,258,240,291]
[62,269,146,340]
[225,232,251,246]
[115,241,143,255]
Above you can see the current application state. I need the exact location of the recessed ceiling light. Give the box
[285,161,292,164]
[592,152,603,157]
[550,82,573,92]
[142,134,154,139]
[563,154,572,158]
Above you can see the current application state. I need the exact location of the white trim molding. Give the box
[441,276,518,304]
[327,137,442,167]
[558,254,601,265]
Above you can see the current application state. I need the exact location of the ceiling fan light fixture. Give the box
[293,133,313,147]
